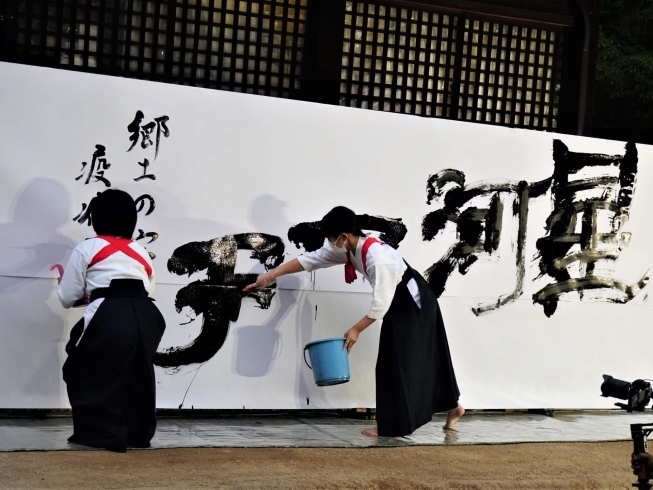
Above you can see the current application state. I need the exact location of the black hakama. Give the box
[63,279,166,452]
[376,264,460,437]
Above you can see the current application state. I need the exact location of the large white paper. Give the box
[1,61,651,409]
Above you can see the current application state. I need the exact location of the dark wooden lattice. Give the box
[3,0,565,129]
[10,0,176,78]
[339,0,563,130]
[340,2,459,117]
[5,0,307,97]
[168,0,307,95]
[457,19,561,129]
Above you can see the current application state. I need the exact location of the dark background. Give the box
[593,0,653,144]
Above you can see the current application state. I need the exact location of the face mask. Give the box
[327,234,348,254]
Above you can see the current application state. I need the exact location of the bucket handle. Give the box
[303,346,312,370]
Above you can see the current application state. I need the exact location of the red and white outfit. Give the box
[58,236,155,345]
[58,236,164,452]
[298,236,459,437]
[297,237,420,320]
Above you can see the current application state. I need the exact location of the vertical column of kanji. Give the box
[125,109,172,259]
[72,142,113,228]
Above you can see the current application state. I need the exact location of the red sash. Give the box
[88,235,152,278]
[344,237,385,284]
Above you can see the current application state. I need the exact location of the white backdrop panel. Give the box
[0,62,651,409]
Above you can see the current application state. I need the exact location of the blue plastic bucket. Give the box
[303,337,350,387]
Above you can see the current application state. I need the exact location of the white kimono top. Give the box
[297,237,421,320]
[58,237,155,344]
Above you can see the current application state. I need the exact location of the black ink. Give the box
[127,110,145,152]
[422,170,550,315]
[153,116,170,160]
[73,203,91,226]
[75,145,111,187]
[533,140,649,316]
[154,233,285,368]
[423,140,650,317]
[134,158,156,182]
[127,111,170,160]
[135,229,159,244]
[288,214,408,252]
[178,362,205,409]
[357,215,408,249]
[134,195,156,260]
[72,192,101,226]
[287,221,323,252]
[135,194,155,216]
[141,122,156,150]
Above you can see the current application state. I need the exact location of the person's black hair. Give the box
[320,206,367,239]
[91,189,137,238]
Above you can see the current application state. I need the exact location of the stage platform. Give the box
[0,410,649,451]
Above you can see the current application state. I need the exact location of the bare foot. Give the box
[362,426,378,437]
[443,403,465,430]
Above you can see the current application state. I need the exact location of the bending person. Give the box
[58,189,166,452]
[244,206,463,437]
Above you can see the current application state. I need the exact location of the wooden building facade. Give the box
[0,0,600,135]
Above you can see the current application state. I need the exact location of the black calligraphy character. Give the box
[533,140,650,317]
[134,158,156,182]
[126,111,170,160]
[135,229,159,259]
[140,121,155,151]
[135,194,155,216]
[134,195,156,258]
[72,192,101,226]
[75,145,111,187]
[127,110,145,152]
[141,117,171,159]
[288,214,408,253]
[73,203,91,226]
[135,229,159,244]
[152,116,170,160]
[153,234,285,368]
[422,170,550,315]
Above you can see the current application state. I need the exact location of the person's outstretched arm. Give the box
[243,258,305,292]
[243,244,348,293]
